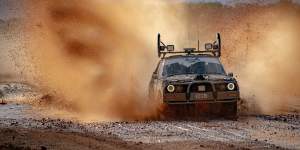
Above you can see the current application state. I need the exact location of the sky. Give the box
[178,0,300,5]
[0,0,22,21]
[1,0,300,21]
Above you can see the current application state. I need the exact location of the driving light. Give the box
[167,85,175,93]
[227,83,235,91]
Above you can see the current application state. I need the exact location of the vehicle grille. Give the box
[190,83,213,92]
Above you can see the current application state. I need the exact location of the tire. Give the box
[222,101,238,120]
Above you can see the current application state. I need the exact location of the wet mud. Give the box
[0,83,299,150]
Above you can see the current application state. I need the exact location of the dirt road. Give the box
[0,83,299,150]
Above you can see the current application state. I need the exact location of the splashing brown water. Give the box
[18,1,300,121]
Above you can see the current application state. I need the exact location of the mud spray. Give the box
[182,1,300,114]
[16,0,300,121]
[20,0,187,121]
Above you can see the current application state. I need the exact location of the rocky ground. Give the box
[0,82,299,150]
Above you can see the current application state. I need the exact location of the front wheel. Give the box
[222,101,238,120]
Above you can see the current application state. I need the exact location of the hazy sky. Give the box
[0,0,300,21]
[1,0,300,20]
[179,0,300,5]
[179,0,278,4]
[0,0,22,21]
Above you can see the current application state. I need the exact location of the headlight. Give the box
[167,85,175,93]
[227,83,235,91]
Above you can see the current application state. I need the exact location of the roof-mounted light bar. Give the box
[157,33,222,58]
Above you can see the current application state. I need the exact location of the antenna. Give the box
[197,40,200,51]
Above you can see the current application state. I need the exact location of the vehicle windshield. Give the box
[162,56,226,77]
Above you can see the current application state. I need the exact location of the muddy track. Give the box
[0,83,300,150]
[0,112,299,149]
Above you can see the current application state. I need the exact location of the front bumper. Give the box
[163,81,240,104]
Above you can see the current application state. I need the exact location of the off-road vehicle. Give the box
[149,33,240,119]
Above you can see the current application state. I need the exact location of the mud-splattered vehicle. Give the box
[149,33,240,119]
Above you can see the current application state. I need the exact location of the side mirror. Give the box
[228,72,234,77]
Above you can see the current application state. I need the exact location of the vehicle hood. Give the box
[205,74,231,81]
[165,74,197,82]
[164,74,233,82]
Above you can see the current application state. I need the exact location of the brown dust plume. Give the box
[20,1,300,119]
[22,0,186,121]
[182,1,300,114]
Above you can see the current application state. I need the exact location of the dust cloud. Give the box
[183,1,300,114]
[19,0,300,120]
[238,3,300,114]
[22,0,186,121]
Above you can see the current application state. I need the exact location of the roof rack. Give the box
[157,33,222,58]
